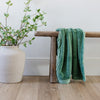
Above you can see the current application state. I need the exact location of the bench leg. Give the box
[49,37,57,83]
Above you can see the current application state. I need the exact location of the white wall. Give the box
[0,0,100,75]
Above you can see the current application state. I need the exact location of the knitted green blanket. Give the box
[56,28,86,84]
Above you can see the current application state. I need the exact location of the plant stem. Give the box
[0,35,2,39]
[20,41,29,44]
[0,23,5,28]
[5,5,9,27]
[0,23,6,32]
[17,31,30,45]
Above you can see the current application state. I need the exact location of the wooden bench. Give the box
[35,31,100,83]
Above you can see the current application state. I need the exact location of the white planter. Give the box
[0,46,25,83]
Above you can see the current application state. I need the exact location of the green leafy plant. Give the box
[0,0,46,47]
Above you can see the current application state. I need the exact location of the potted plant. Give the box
[0,0,46,83]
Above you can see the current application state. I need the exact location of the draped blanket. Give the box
[56,28,86,84]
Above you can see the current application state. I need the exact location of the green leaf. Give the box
[24,35,28,37]
[0,39,6,46]
[0,43,2,46]
[35,15,39,19]
[40,16,44,20]
[40,14,43,16]
[42,11,47,14]
[32,37,35,40]
[7,36,13,40]
[3,32,7,35]
[4,13,9,17]
[6,0,13,6]
[6,0,11,5]
[9,3,13,6]
[23,43,27,47]
[33,26,37,31]
[29,40,32,45]
[37,9,40,12]
[12,39,16,44]
[27,15,31,19]
[26,22,30,25]
[42,22,47,26]
[18,33,22,35]
[33,18,36,22]
[24,0,32,5]
[16,30,19,33]
[24,7,31,12]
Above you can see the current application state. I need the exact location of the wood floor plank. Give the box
[37,77,60,100]
[16,77,39,100]
[0,82,21,100]
[38,77,51,100]
[49,83,60,100]
[0,76,99,100]
[86,76,100,99]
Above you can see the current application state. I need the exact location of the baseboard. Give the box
[23,57,100,76]
[24,57,49,76]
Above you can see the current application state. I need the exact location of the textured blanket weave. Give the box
[56,28,86,84]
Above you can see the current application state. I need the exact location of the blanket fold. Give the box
[56,28,86,84]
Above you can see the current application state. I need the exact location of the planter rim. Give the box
[0,46,19,48]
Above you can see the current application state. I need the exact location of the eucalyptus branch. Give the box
[19,14,26,30]
[0,0,46,47]
[17,20,26,42]
[19,0,31,30]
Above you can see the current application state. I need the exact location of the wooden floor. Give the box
[0,76,100,100]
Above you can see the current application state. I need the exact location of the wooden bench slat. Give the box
[35,31,100,38]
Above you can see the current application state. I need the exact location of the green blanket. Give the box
[56,28,86,84]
